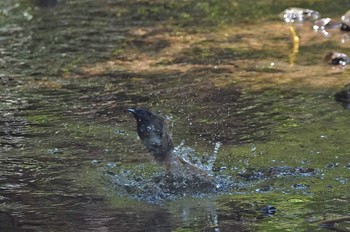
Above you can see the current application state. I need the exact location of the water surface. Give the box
[1,0,350,231]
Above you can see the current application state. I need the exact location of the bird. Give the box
[127,108,174,163]
[127,108,213,179]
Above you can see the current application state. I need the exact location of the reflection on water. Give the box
[1,0,350,231]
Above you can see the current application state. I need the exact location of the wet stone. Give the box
[279,7,320,23]
[324,52,349,65]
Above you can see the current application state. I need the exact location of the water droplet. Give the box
[23,12,33,21]
[251,144,257,152]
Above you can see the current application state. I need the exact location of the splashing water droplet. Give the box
[251,144,257,152]
[103,142,235,203]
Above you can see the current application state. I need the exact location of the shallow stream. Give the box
[1,0,350,231]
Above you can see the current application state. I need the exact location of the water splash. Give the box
[172,141,221,176]
[103,142,234,203]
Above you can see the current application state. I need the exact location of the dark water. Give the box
[1,0,350,231]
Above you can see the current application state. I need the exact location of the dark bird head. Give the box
[127,108,174,162]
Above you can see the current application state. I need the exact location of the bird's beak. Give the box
[127,108,136,115]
